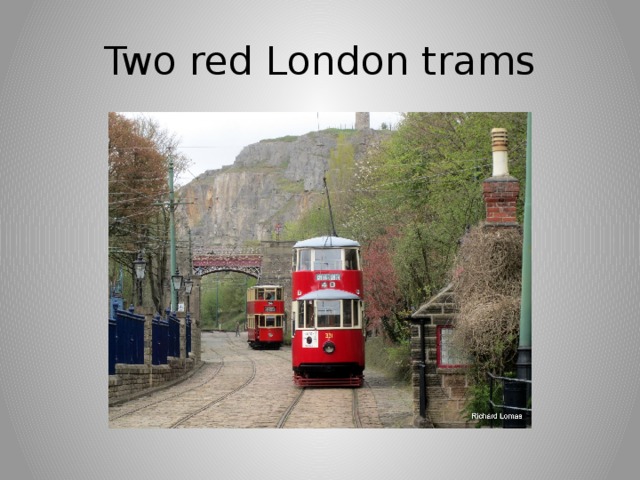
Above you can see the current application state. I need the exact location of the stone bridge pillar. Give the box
[259,241,295,329]
[189,275,202,363]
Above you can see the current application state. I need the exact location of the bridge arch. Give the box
[192,249,262,279]
[190,241,295,321]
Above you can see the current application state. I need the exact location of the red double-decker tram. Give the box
[246,285,285,349]
[291,236,365,387]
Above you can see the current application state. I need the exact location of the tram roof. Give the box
[298,289,361,301]
[293,235,360,249]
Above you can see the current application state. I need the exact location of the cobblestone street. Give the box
[109,331,413,429]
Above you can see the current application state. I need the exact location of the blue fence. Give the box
[109,306,192,374]
[152,313,168,365]
[168,310,180,358]
[114,306,145,365]
[108,317,117,375]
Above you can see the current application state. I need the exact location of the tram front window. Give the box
[317,300,340,327]
[298,300,316,329]
[266,316,275,327]
[343,300,353,327]
[314,249,341,270]
[305,301,315,329]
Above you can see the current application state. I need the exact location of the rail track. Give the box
[109,333,257,427]
[276,386,365,428]
[169,354,256,428]
[109,332,391,428]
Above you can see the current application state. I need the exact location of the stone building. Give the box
[410,283,471,427]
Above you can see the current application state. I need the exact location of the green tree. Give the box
[359,112,527,311]
[199,273,255,329]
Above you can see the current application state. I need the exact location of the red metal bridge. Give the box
[192,248,263,278]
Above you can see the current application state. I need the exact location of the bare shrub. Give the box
[451,225,522,380]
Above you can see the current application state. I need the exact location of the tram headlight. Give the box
[323,341,336,354]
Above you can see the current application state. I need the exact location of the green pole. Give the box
[169,156,177,312]
[513,112,532,427]
[519,113,532,352]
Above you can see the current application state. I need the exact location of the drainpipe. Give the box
[418,318,427,418]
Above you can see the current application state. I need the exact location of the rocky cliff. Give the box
[175,129,383,251]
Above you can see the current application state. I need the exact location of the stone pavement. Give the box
[109,331,414,429]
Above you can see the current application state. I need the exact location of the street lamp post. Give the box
[184,275,193,314]
[133,251,146,307]
[171,267,183,313]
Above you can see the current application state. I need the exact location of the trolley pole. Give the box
[323,176,338,237]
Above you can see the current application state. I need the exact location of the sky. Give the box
[121,112,403,186]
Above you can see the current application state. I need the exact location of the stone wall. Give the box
[259,240,295,321]
[108,358,196,405]
[108,308,200,405]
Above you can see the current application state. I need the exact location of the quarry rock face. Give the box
[176,129,379,250]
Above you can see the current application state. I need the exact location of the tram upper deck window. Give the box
[298,249,311,271]
[314,249,341,270]
[345,248,359,270]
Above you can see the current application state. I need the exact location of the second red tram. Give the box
[291,235,365,387]
[246,285,285,349]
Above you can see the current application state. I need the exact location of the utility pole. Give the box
[156,156,193,314]
[188,227,193,280]
[169,156,178,313]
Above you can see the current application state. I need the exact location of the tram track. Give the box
[352,387,363,428]
[108,349,225,421]
[109,332,257,425]
[276,388,305,428]
[276,386,364,428]
[170,353,257,428]
[109,332,389,429]
[271,340,368,428]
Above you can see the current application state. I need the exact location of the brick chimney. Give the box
[483,128,520,226]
